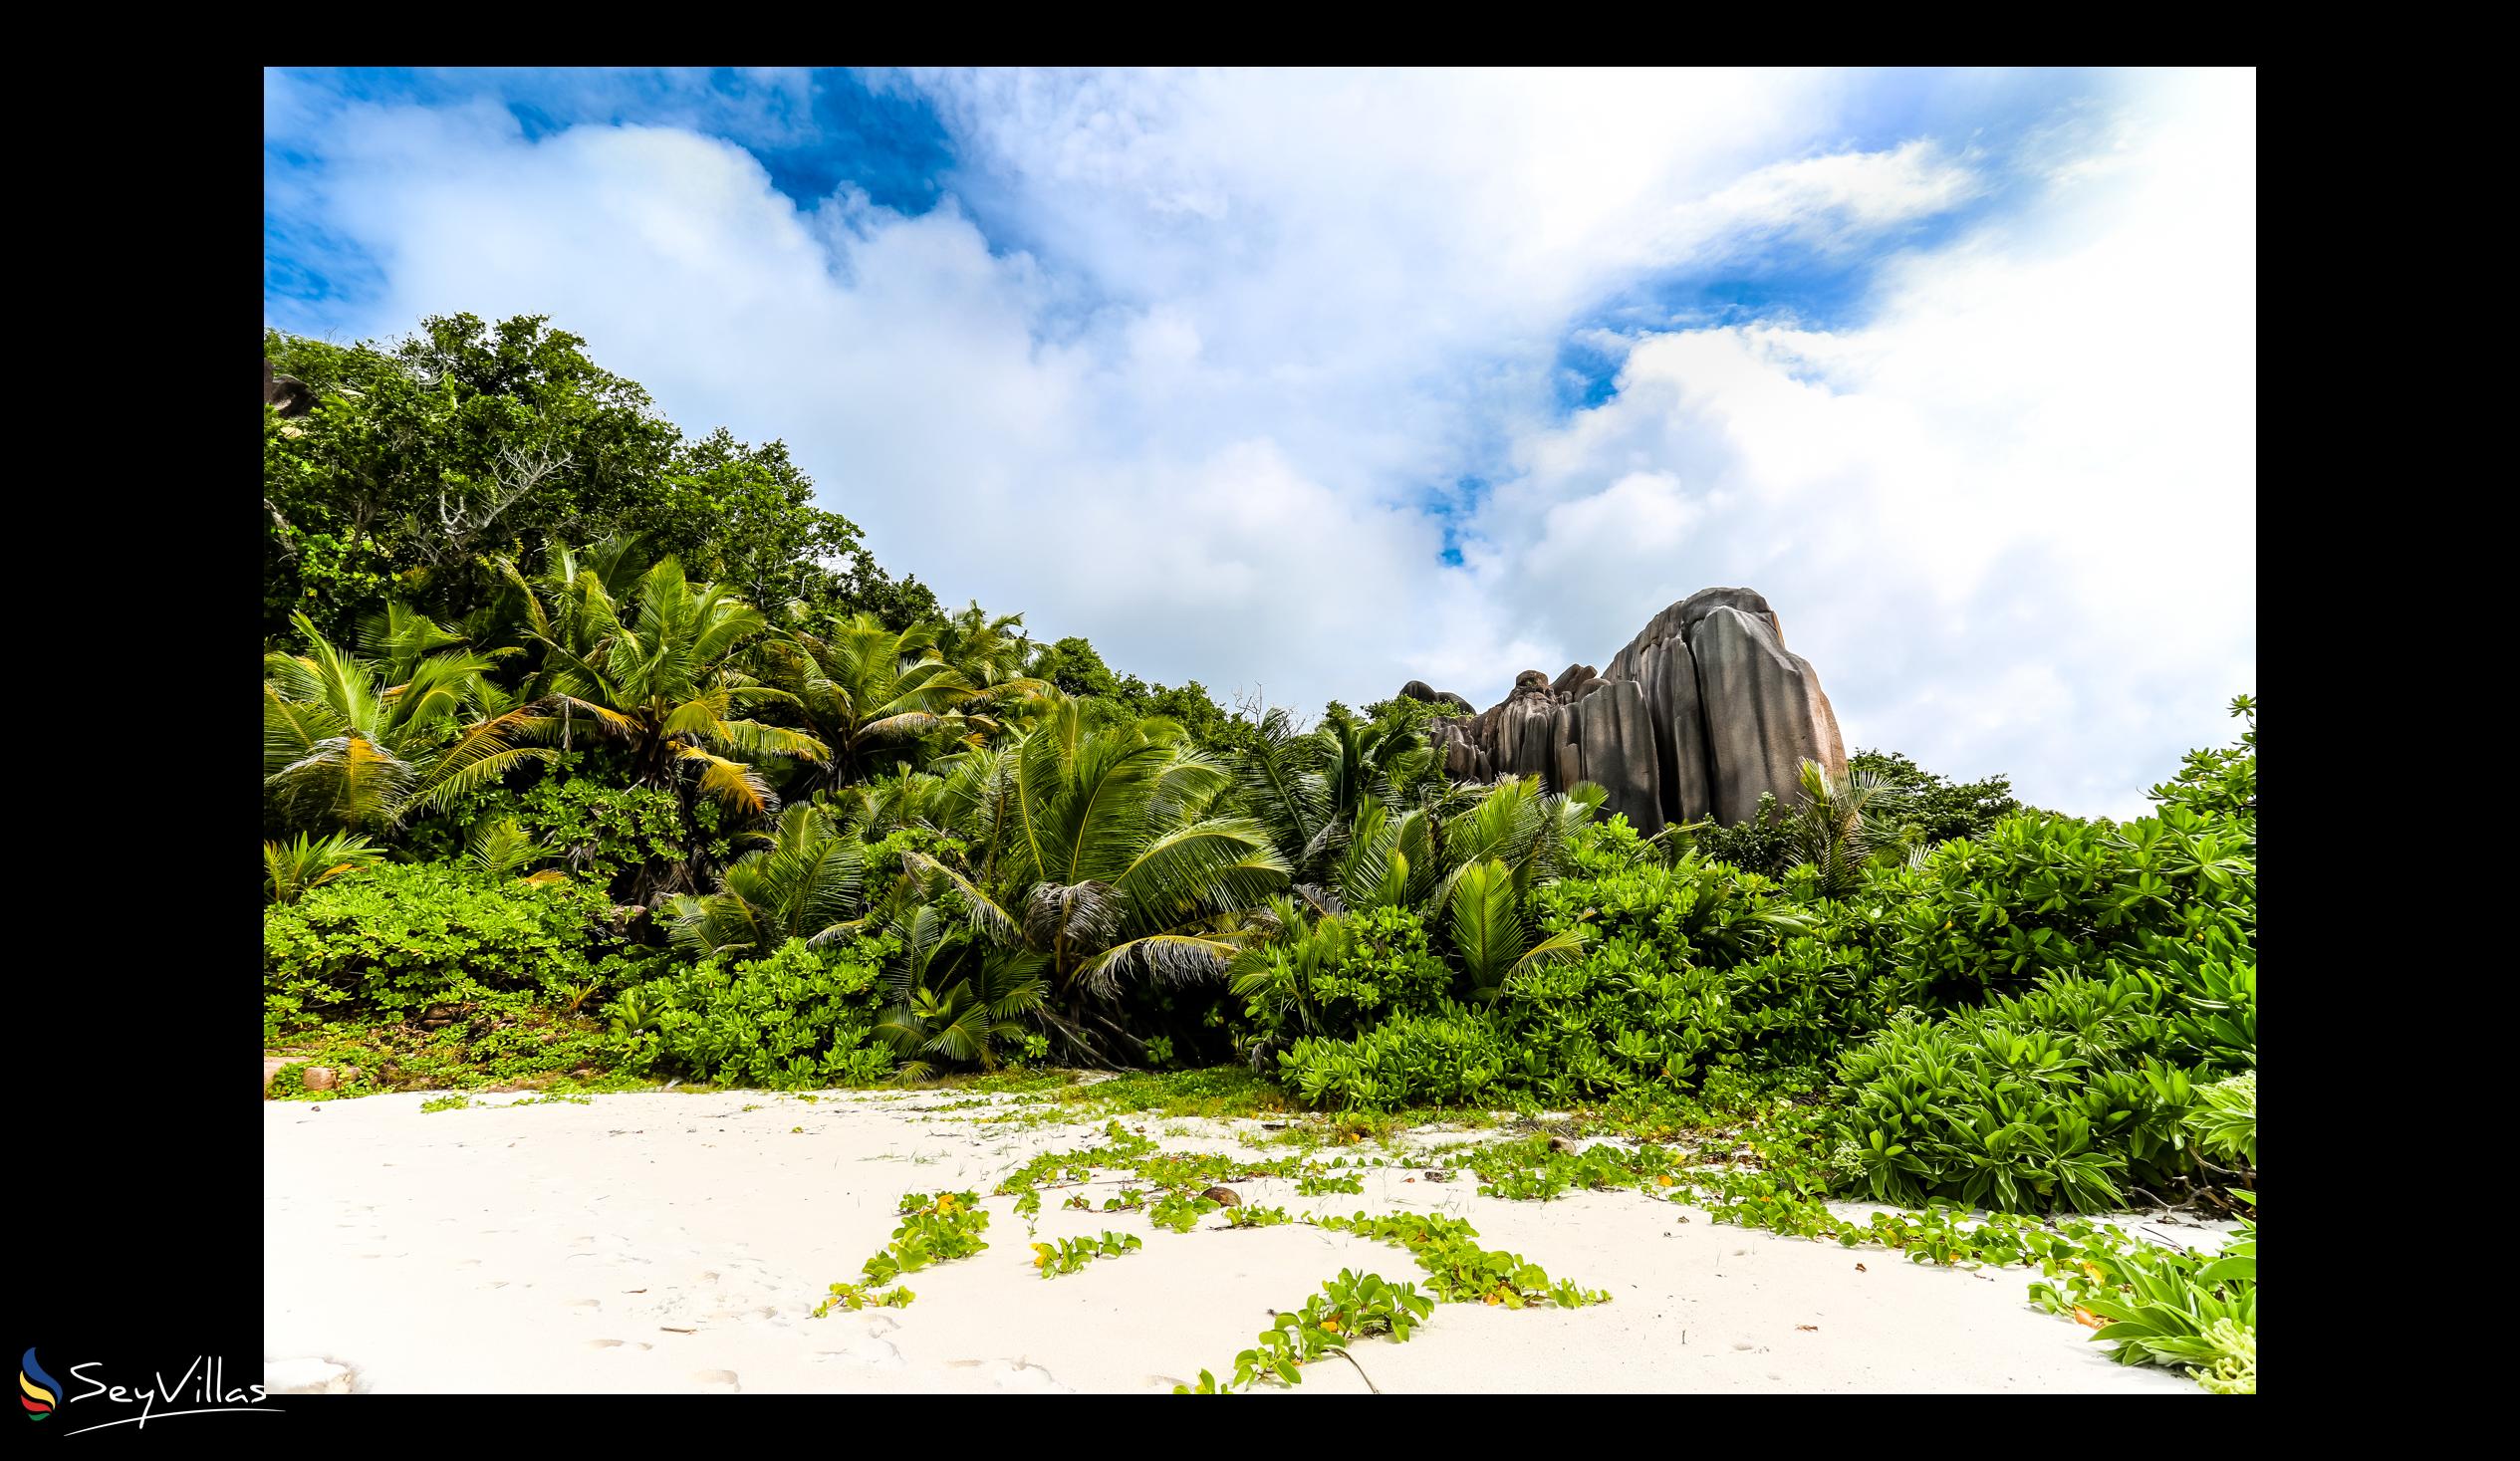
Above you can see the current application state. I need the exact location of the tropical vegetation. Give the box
[263,315,2257,1390]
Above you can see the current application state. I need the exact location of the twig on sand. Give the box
[2126,1185,2181,1218]
[1327,1346,1381,1394]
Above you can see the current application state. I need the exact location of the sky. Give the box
[264,67,2256,820]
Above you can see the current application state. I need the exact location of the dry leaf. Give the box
[1797,1324,1819,1332]
[1854,1263,1867,1273]
[2071,1306,2105,1329]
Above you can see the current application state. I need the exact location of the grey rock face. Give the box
[1570,678,1662,833]
[264,358,314,416]
[1397,680,1476,715]
[1410,588,1845,832]
[1690,607,1841,827]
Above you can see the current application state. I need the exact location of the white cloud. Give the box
[1462,69,2257,816]
[266,67,2254,817]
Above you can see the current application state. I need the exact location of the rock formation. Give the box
[264,358,315,417]
[1399,587,1846,835]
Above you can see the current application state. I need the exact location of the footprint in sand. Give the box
[689,1369,741,1392]
[815,1335,904,1370]
[567,1299,602,1310]
[948,1358,1069,1392]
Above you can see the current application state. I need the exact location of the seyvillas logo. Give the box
[18,1351,279,1436]
[20,1348,60,1420]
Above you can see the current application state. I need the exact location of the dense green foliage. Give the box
[265,314,935,640]
[263,861,624,1033]
[615,936,896,1089]
[260,318,2256,1254]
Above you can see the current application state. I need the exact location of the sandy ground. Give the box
[263,1088,2224,1394]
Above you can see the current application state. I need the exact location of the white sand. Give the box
[264,1089,2216,1393]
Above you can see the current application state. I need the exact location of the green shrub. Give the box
[515,776,723,883]
[622,935,897,1089]
[263,861,615,1033]
[2185,1071,2256,1169]
[1234,903,1451,1051]
[1883,804,2254,1004]
[1847,748,2023,848]
[1685,793,1797,876]
[1278,845,1906,1109]
[2147,696,2255,839]
[1829,934,2255,1212]
[1825,702,2257,1214]
[1279,1002,1511,1108]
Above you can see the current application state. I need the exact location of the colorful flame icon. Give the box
[20,1348,60,1420]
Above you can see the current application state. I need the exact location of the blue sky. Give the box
[264,68,2256,818]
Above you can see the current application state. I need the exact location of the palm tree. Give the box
[1787,758,1892,897]
[262,830,384,904]
[1233,706,1335,887]
[662,803,866,958]
[931,601,1036,692]
[1316,706,1434,822]
[502,552,824,814]
[1326,795,1440,911]
[357,602,481,682]
[464,816,560,880]
[874,903,1050,1078]
[821,766,956,838]
[755,612,979,790]
[1233,706,1440,895]
[906,694,1291,1059]
[264,611,556,832]
[1446,858,1589,1002]
[1421,775,1605,914]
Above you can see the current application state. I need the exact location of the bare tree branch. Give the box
[425,443,573,565]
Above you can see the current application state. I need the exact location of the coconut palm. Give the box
[1421,775,1606,914]
[662,803,866,958]
[357,602,480,682]
[465,816,560,880]
[1233,706,1336,886]
[263,611,556,833]
[755,612,979,790]
[931,601,1038,694]
[1447,858,1589,1002]
[874,903,1051,1078]
[262,830,384,904]
[502,552,823,813]
[1316,705,1433,822]
[1326,795,1442,912]
[1787,758,1893,897]
[906,694,1290,1057]
[1234,706,1440,896]
[822,766,957,838]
